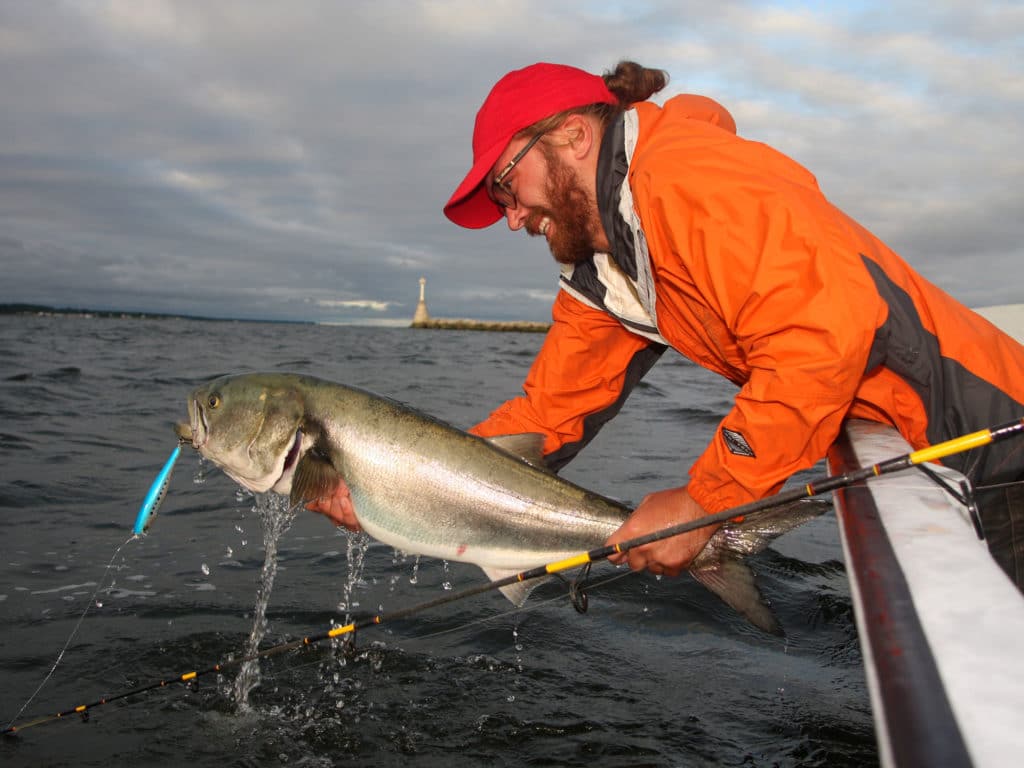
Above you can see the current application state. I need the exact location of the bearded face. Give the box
[526,147,602,265]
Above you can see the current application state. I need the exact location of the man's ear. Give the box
[559,113,596,160]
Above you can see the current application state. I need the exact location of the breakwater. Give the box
[410,318,550,332]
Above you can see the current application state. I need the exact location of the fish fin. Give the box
[687,499,827,635]
[689,556,783,636]
[485,433,548,470]
[481,566,548,607]
[289,449,343,507]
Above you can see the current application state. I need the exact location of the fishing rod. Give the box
[5,416,1021,736]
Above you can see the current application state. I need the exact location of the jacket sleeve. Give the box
[632,129,883,512]
[469,289,664,471]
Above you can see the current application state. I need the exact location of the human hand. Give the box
[605,486,716,576]
[304,478,361,531]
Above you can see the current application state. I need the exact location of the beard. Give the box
[526,150,599,265]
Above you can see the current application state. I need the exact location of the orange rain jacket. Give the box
[470,94,1024,515]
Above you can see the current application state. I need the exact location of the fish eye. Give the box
[208,393,222,409]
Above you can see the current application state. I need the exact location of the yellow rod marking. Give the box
[181,672,197,682]
[910,429,993,465]
[545,553,592,573]
[328,623,355,638]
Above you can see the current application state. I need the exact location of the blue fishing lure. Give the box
[132,444,181,535]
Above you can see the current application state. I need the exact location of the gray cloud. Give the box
[1,1,1020,323]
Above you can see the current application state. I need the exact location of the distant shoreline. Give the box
[0,303,310,324]
[0,303,551,331]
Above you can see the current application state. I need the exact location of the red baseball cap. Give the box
[443,63,618,229]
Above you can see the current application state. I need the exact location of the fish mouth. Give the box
[175,397,208,449]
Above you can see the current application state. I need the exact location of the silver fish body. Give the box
[176,372,826,634]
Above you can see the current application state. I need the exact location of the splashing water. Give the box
[336,530,371,619]
[309,529,374,712]
[232,494,298,711]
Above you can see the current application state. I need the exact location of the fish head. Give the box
[175,373,312,495]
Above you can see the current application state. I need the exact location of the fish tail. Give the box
[687,498,829,634]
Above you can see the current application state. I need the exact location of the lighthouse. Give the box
[412,276,430,324]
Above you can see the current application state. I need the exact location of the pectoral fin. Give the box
[289,448,344,507]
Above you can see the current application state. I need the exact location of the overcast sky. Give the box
[1,1,1021,324]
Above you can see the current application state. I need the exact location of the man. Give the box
[315,61,1024,588]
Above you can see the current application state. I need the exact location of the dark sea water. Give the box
[0,315,876,767]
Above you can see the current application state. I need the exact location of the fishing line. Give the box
[6,416,1021,736]
[3,535,134,732]
[4,444,182,734]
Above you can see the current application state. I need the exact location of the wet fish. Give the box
[175,372,825,634]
